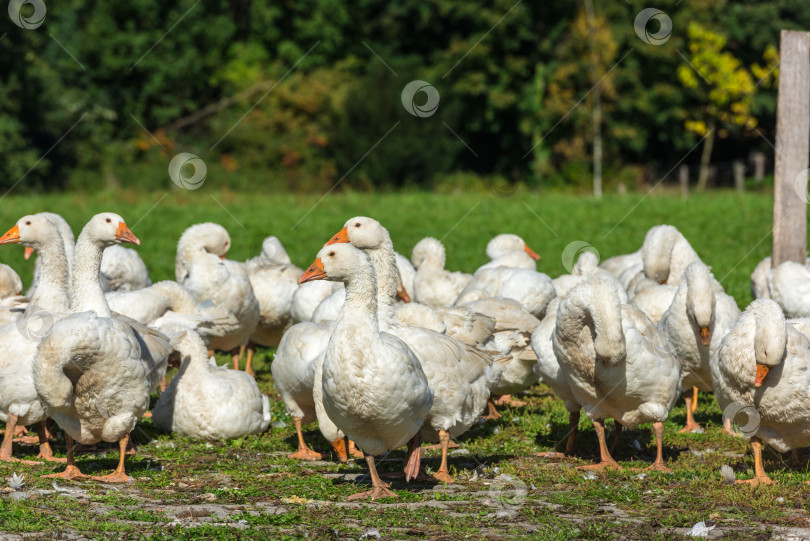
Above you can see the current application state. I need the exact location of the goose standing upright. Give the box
[34,213,171,482]
[0,215,71,464]
[299,243,433,500]
[554,276,681,470]
[175,223,260,371]
[324,217,505,483]
[711,299,810,484]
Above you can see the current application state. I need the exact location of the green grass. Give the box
[0,188,800,539]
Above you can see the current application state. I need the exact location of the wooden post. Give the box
[733,160,745,192]
[679,164,689,198]
[772,30,810,268]
[750,151,766,184]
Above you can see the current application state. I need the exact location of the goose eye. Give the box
[329,251,335,257]
[354,223,361,227]
[24,221,30,226]
[106,218,112,223]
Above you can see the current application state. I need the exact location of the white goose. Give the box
[100,244,151,292]
[0,264,22,299]
[658,262,740,433]
[642,225,702,285]
[34,213,171,482]
[152,326,271,440]
[0,215,71,464]
[245,236,303,373]
[299,243,433,500]
[552,251,627,303]
[554,276,681,470]
[175,223,260,370]
[711,299,810,485]
[411,237,472,308]
[324,216,504,483]
[765,260,810,318]
[477,234,541,271]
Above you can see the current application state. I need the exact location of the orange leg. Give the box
[347,454,397,501]
[403,433,422,482]
[482,397,502,421]
[536,410,579,459]
[679,391,702,433]
[432,430,454,484]
[647,421,671,472]
[91,435,132,483]
[287,417,322,460]
[0,414,40,465]
[35,422,65,463]
[42,435,88,480]
[232,346,242,370]
[348,439,364,458]
[578,419,621,471]
[244,343,256,377]
[736,437,774,485]
[691,386,699,412]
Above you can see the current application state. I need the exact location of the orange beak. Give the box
[698,326,710,347]
[325,227,350,246]
[0,225,21,245]
[397,283,411,303]
[754,363,770,388]
[24,246,34,260]
[298,258,326,284]
[115,222,140,245]
[220,254,227,261]
[330,438,348,464]
[524,244,541,261]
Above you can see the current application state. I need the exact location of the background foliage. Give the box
[1,0,807,193]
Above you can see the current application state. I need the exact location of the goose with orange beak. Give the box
[300,242,432,500]
[711,299,810,485]
[658,262,741,435]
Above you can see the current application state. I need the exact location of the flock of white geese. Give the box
[0,212,808,498]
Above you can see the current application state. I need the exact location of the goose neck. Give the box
[27,236,69,314]
[70,236,111,317]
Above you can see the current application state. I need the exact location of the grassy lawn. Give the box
[0,189,804,539]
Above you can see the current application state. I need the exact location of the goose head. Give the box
[325,216,389,250]
[178,222,230,260]
[642,225,680,284]
[750,299,787,388]
[411,237,446,270]
[572,251,599,276]
[486,233,540,261]
[260,236,290,264]
[299,243,369,285]
[79,213,140,247]
[684,262,716,346]
[0,214,60,250]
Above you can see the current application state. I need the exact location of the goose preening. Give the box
[411,237,472,308]
[175,223,260,371]
[0,214,71,464]
[324,216,505,483]
[0,264,22,299]
[100,244,151,292]
[641,225,702,285]
[553,276,681,471]
[245,236,303,373]
[152,326,271,440]
[657,263,740,433]
[552,251,627,303]
[34,213,171,482]
[299,243,433,500]
[711,299,810,485]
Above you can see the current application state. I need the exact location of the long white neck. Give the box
[333,258,379,339]
[70,233,111,317]
[365,240,398,330]
[26,236,70,315]
[555,279,624,364]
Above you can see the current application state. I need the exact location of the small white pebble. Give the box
[492,427,500,434]
[777,497,784,503]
